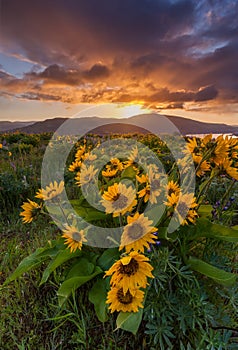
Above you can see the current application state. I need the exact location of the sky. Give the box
[0,0,238,124]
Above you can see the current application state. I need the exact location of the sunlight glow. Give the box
[116,103,152,118]
[73,103,152,119]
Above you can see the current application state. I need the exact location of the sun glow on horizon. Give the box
[116,103,152,118]
[73,103,153,119]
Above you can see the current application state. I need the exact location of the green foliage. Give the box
[89,279,109,322]
[58,264,102,306]
[1,132,238,349]
[116,309,143,335]
[143,247,237,349]
[187,256,236,286]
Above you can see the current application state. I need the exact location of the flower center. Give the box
[112,194,128,210]
[145,187,150,195]
[117,289,133,304]
[47,189,57,197]
[83,174,91,182]
[119,258,139,276]
[72,231,82,242]
[168,188,174,196]
[177,202,188,216]
[127,223,144,240]
[150,179,160,191]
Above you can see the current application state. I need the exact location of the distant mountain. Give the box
[3,114,238,136]
[0,121,34,132]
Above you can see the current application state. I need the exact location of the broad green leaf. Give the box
[116,309,143,335]
[70,200,108,222]
[97,248,120,271]
[40,249,82,285]
[88,279,108,322]
[57,266,102,306]
[84,209,107,222]
[121,166,137,179]
[66,257,95,279]
[4,243,62,285]
[71,205,88,218]
[187,256,236,286]
[198,205,212,218]
[193,218,238,242]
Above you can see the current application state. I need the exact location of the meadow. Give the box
[0,131,238,350]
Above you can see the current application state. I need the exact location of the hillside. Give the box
[3,114,238,135]
[0,121,34,132]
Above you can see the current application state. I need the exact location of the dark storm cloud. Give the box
[195,85,218,102]
[0,0,237,108]
[111,85,218,110]
[83,64,110,80]
[26,63,110,85]
[0,0,195,64]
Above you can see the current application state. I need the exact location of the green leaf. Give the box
[66,257,95,279]
[187,256,236,286]
[84,209,107,222]
[88,279,108,322]
[121,166,137,179]
[198,205,212,218]
[4,243,62,285]
[57,266,102,306]
[116,309,143,335]
[194,218,238,242]
[97,248,120,271]
[40,249,82,285]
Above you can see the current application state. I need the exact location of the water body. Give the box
[186,133,237,139]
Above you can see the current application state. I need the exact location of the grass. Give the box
[0,215,146,349]
[0,213,146,348]
[1,132,238,349]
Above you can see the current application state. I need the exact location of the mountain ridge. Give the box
[1,114,238,135]
[0,121,34,132]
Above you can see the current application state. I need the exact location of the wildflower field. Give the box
[0,131,238,350]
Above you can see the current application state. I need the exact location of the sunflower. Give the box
[120,213,157,253]
[201,134,212,147]
[186,137,199,155]
[138,185,151,203]
[136,174,148,184]
[110,158,124,171]
[75,145,86,161]
[211,136,229,165]
[166,192,198,225]
[101,182,137,217]
[35,181,64,201]
[102,168,118,178]
[20,199,42,223]
[165,192,179,207]
[83,152,97,161]
[128,147,138,163]
[176,193,198,225]
[166,180,180,197]
[68,160,82,172]
[75,164,98,187]
[62,225,87,253]
[106,287,144,313]
[192,155,210,177]
[218,158,238,180]
[124,147,139,170]
[137,171,161,204]
[105,251,154,294]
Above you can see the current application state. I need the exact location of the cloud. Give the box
[0,0,237,111]
[195,85,218,102]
